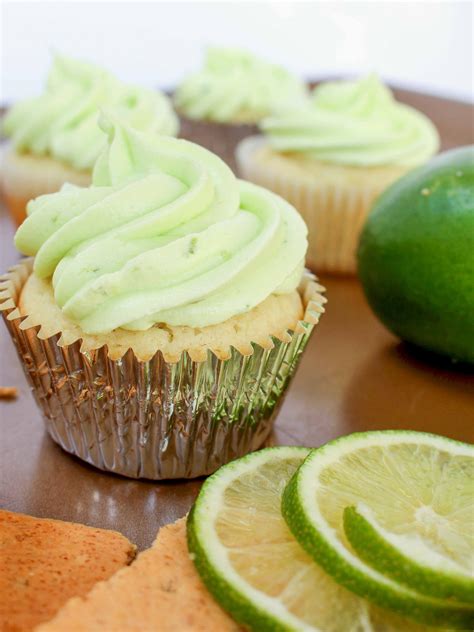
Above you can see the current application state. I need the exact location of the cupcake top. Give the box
[15,118,307,334]
[261,74,440,167]
[174,47,308,124]
[3,55,179,171]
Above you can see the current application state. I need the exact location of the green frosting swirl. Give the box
[15,119,307,334]
[174,48,308,123]
[261,75,439,166]
[3,55,179,171]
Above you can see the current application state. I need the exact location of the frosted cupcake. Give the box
[174,47,308,171]
[236,75,440,274]
[0,118,325,480]
[1,55,179,225]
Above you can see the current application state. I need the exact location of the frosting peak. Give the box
[15,121,307,334]
[3,55,179,171]
[174,47,308,124]
[261,74,440,167]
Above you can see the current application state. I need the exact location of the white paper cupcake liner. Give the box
[236,136,407,274]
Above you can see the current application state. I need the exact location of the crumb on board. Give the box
[0,386,18,400]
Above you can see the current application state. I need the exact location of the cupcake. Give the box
[174,47,308,172]
[236,74,440,274]
[0,118,326,480]
[1,55,179,225]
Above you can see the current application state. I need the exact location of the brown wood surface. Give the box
[0,89,473,551]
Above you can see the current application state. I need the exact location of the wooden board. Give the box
[0,88,473,551]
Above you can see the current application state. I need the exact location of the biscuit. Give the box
[37,518,239,632]
[0,510,136,632]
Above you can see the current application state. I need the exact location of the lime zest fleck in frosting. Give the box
[15,118,307,334]
[261,74,440,167]
[174,47,308,124]
[3,55,179,171]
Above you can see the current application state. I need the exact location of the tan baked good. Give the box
[236,136,408,274]
[0,510,136,632]
[37,518,239,632]
[19,273,304,362]
[1,149,90,226]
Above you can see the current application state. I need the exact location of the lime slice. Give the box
[187,446,445,631]
[282,431,474,629]
[344,503,474,603]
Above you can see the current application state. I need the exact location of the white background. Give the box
[1,0,473,103]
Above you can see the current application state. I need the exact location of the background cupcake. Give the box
[1,55,179,225]
[174,47,308,172]
[236,74,440,274]
[1,119,325,480]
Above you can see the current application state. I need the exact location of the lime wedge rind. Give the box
[281,431,474,629]
[282,473,474,629]
[188,506,299,632]
[343,504,474,604]
[187,446,314,632]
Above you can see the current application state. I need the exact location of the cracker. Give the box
[37,518,240,632]
[0,510,136,632]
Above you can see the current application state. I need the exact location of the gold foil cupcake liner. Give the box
[0,259,326,480]
[179,116,258,173]
[236,136,406,275]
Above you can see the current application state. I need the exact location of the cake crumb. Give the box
[0,386,18,400]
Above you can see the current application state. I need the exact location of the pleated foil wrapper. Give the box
[178,115,258,173]
[0,260,326,480]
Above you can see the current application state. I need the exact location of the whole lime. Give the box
[357,146,474,364]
